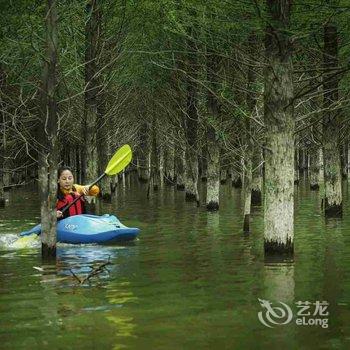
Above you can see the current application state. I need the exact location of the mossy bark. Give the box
[0,169,4,208]
[205,52,221,211]
[40,0,59,259]
[323,24,342,218]
[184,39,199,204]
[294,148,299,185]
[206,133,220,211]
[0,68,8,206]
[263,0,294,255]
[243,32,258,231]
[309,147,320,190]
[83,0,100,187]
[251,147,263,205]
[243,153,252,232]
[0,121,4,207]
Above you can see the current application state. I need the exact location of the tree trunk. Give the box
[243,31,258,231]
[206,137,220,210]
[151,121,160,191]
[219,149,228,184]
[310,147,320,190]
[40,0,59,259]
[263,0,294,255]
[97,93,111,200]
[231,163,242,188]
[83,0,100,187]
[165,138,175,185]
[323,23,342,218]
[251,146,263,205]
[201,145,208,182]
[294,148,299,185]
[0,67,7,207]
[138,123,151,182]
[340,144,347,179]
[0,159,4,208]
[0,105,5,208]
[184,50,200,204]
[347,142,350,180]
[243,153,252,232]
[159,144,164,189]
[176,143,186,190]
[206,53,221,211]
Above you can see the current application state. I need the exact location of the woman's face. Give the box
[58,170,74,190]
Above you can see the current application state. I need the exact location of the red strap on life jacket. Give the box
[56,192,85,218]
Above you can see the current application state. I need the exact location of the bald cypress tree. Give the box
[322,23,342,218]
[39,0,59,259]
[263,0,294,254]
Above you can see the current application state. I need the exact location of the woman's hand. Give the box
[56,210,63,219]
[82,186,89,195]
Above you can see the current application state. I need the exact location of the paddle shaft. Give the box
[60,173,106,214]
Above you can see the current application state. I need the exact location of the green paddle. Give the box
[61,144,132,214]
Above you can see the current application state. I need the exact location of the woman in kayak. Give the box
[56,166,99,219]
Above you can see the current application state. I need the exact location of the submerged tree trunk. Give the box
[83,0,100,187]
[340,144,347,179]
[40,0,59,259]
[97,93,111,200]
[294,147,299,185]
[164,138,175,185]
[184,38,199,205]
[176,142,186,190]
[0,104,4,207]
[322,23,342,218]
[251,146,263,205]
[310,147,320,190]
[200,145,208,182]
[151,121,160,191]
[243,152,252,232]
[263,0,294,255]
[159,143,164,189]
[0,153,4,207]
[138,122,151,182]
[231,165,242,188]
[243,32,258,232]
[219,149,228,184]
[206,136,220,210]
[0,67,7,207]
[206,53,220,211]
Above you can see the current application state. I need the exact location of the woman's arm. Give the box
[74,184,100,196]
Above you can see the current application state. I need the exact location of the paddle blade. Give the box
[105,144,132,175]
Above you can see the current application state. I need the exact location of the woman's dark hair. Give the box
[57,166,74,199]
[57,166,73,179]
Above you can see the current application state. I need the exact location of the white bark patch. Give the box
[264,132,294,245]
[206,141,220,206]
[323,140,342,206]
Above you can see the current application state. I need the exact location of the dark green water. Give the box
[1,178,350,349]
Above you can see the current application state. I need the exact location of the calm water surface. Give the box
[0,177,350,349]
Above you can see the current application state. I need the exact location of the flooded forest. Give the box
[1,1,350,349]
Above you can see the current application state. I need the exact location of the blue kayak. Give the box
[20,214,140,244]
